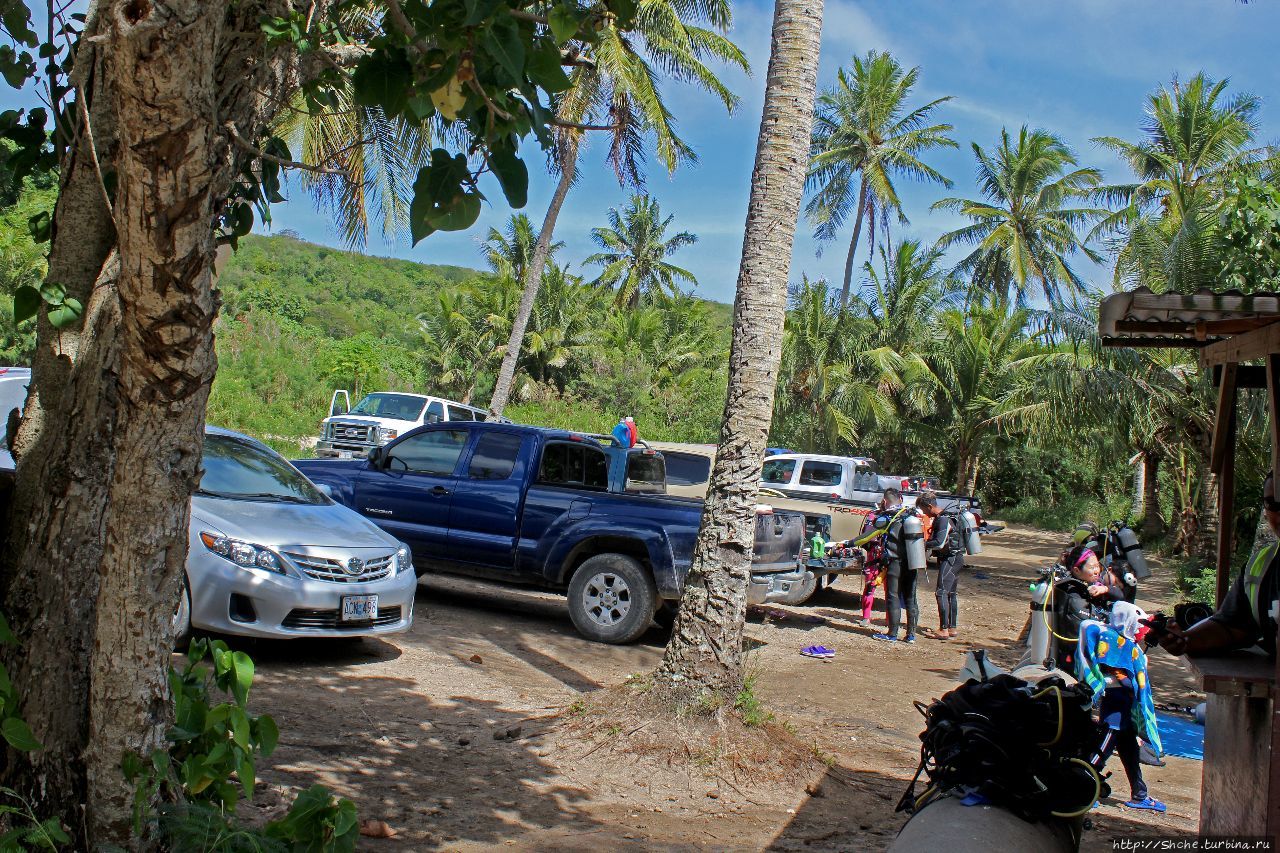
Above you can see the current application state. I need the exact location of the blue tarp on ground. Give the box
[1154,711,1204,761]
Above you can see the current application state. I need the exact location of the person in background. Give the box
[625,416,638,447]
[872,488,919,643]
[918,491,963,640]
[855,498,888,628]
[611,417,631,448]
[1160,470,1280,659]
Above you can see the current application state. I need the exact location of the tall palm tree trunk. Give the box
[657,0,823,696]
[488,137,579,417]
[1139,451,1164,539]
[839,176,868,307]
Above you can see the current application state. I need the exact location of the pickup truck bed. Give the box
[296,423,804,643]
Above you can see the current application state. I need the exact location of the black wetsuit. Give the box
[926,513,964,631]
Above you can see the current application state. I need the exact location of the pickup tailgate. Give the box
[753,508,804,571]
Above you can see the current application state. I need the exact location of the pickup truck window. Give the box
[538,441,608,491]
[388,429,469,476]
[468,432,522,480]
[625,453,666,494]
[448,405,475,421]
[799,460,843,487]
[425,401,445,423]
[664,451,712,487]
[761,458,796,485]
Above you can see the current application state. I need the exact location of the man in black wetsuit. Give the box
[918,491,963,640]
[871,487,918,644]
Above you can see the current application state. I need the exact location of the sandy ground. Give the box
[233,525,1205,851]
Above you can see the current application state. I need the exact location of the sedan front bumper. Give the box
[188,551,418,639]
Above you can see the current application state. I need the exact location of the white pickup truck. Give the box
[316,390,499,459]
[760,453,910,502]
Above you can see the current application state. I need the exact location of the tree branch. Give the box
[551,119,620,131]
[509,9,549,24]
[76,86,114,223]
[224,123,348,176]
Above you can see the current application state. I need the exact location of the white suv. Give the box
[316,391,495,459]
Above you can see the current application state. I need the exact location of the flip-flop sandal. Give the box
[801,645,835,659]
[1124,798,1166,812]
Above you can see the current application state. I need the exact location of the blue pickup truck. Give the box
[294,422,805,644]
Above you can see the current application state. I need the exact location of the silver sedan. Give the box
[176,427,417,641]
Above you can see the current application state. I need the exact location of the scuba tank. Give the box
[904,513,927,570]
[1112,523,1150,580]
[960,509,983,555]
[1018,567,1057,671]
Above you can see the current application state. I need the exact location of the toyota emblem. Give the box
[345,557,365,576]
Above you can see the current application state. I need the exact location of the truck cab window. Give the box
[799,461,842,487]
[664,452,712,487]
[538,442,608,491]
[447,405,475,421]
[388,429,468,476]
[468,432,523,480]
[625,453,666,494]
[761,458,796,485]
[425,401,445,423]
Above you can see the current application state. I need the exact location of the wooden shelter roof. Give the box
[1099,286,1280,349]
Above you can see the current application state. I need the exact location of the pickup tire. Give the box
[567,554,657,644]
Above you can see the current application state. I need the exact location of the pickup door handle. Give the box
[430,485,450,496]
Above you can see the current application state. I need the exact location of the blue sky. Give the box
[9,1,1280,303]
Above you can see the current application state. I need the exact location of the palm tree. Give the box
[486,0,750,416]
[522,264,600,390]
[656,0,824,696]
[920,299,1044,494]
[585,195,698,308]
[933,126,1106,305]
[479,213,563,283]
[1093,73,1260,234]
[771,277,899,453]
[805,51,956,306]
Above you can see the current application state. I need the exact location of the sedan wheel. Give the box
[173,576,192,651]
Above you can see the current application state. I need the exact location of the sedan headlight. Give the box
[379,427,399,442]
[395,544,413,575]
[200,532,285,575]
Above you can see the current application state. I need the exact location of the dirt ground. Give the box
[236,525,1206,851]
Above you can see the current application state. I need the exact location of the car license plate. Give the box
[338,450,353,459]
[341,595,378,621]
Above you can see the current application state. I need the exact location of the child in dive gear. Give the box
[1080,602,1166,813]
[856,507,886,627]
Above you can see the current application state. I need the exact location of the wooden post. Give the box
[1214,363,1238,607]
[1266,354,1280,840]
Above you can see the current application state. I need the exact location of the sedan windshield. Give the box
[199,434,326,504]
[349,393,427,421]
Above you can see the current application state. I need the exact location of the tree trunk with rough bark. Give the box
[1196,469,1219,562]
[1140,452,1164,539]
[656,0,823,698]
[0,1,316,845]
[488,136,579,417]
[837,176,868,308]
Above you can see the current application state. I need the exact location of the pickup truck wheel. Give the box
[567,554,657,644]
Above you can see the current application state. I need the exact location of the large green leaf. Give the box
[481,15,525,86]
[2,716,40,751]
[525,40,571,94]
[488,143,528,209]
[352,48,411,117]
[11,285,37,324]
